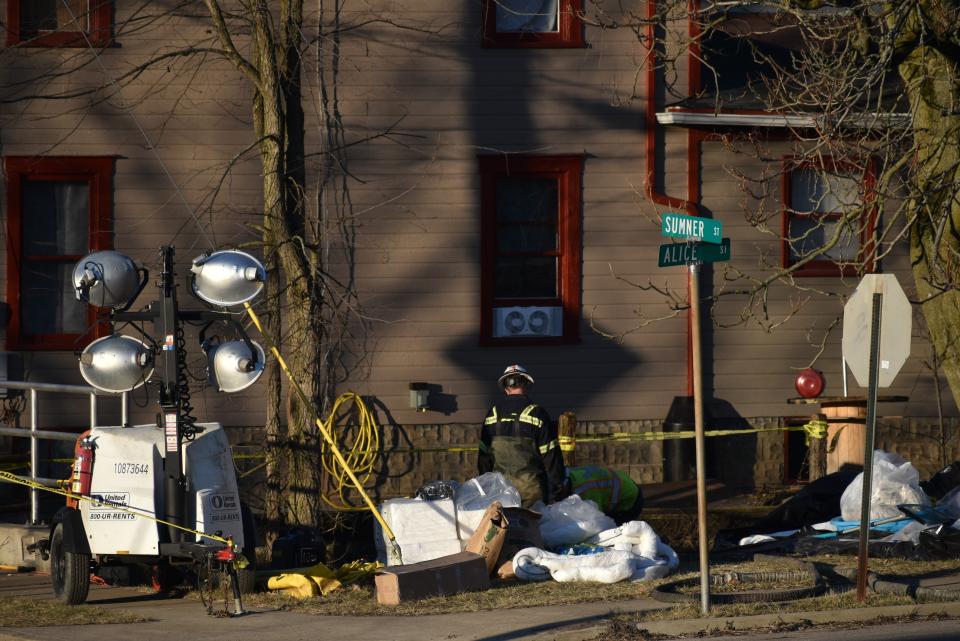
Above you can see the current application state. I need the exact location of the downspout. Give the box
[644,0,705,396]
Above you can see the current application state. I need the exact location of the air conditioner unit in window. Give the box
[492,306,563,338]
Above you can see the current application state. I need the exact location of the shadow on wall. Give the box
[441,332,643,420]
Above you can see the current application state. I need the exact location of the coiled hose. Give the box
[319,392,380,510]
[652,558,827,605]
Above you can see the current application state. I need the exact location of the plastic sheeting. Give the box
[840,450,930,521]
[454,472,521,512]
[532,494,616,547]
[512,520,678,583]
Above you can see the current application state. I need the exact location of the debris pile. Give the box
[371,473,677,603]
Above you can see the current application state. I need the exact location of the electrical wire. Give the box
[319,392,381,511]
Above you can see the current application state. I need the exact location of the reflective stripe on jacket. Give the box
[567,465,639,514]
[477,395,565,507]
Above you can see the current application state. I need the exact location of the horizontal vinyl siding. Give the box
[700,140,957,418]
[4,2,947,436]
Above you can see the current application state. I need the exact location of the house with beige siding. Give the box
[1,1,956,505]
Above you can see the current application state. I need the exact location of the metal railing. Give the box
[0,380,129,524]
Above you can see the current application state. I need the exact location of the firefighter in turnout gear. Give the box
[478,365,567,507]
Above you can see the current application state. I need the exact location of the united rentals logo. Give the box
[90,492,129,509]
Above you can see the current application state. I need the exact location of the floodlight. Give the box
[205,339,265,393]
[190,250,266,308]
[73,251,144,309]
[78,335,154,393]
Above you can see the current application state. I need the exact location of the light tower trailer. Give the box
[49,422,256,606]
[41,245,267,610]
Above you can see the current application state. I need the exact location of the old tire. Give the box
[50,523,90,605]
[236,502,257,594]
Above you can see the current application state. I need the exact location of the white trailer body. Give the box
[81,422,244,556]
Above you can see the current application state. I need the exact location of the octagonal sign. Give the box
[842,274,911,388]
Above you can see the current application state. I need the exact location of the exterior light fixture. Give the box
[409,382,430,412]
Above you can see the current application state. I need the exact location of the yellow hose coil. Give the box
[319,392,380,511]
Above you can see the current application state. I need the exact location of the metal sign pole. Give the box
[856,291,883,602]
[689,259,711,614]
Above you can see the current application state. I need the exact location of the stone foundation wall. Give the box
[223,415,960,506]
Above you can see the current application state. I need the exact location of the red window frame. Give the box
[482,0,585,49]
[5,156,113,350]
[6,1,113,48]
[781,157,877,277]
[479,154,582,345]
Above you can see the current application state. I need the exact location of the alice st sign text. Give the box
[658,238,731,267]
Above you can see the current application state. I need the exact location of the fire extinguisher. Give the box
[68,431,94,509]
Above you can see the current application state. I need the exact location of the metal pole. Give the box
[842,356,848,397]
[689,260,710,614]
[856,291,883,602]
[122,391,129,427]
[29,388,39,525]
[89,392,97,429]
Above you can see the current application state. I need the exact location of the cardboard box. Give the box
[464,501,508,575]
[374,551,490,605]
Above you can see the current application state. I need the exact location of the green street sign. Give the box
[658,238,731,267]
[661,212,723,245]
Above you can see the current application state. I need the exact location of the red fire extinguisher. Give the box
[68,431,94,509]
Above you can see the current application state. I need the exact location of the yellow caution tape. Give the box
[242,303,398,545]
[0,469,232,547]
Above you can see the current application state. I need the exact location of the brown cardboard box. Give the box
[374,551,490,605]
[497,507,542,577]
[464,501,509,574]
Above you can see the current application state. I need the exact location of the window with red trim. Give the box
[781,158,876,277]
[4,157,113,350]
[480,155,582,344]
[6,0,113,48]
[482,0,584,49]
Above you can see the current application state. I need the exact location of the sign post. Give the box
[842,274,911,602]
[658,212,726,615]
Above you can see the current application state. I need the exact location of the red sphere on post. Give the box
[795,368,825,398]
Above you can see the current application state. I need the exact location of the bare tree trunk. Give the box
[902,45,960,412]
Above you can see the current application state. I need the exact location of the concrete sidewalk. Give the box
[0,572,663,641]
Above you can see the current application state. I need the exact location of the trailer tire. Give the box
[236,502,257,594]
[51,523,90,605]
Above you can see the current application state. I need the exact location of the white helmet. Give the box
[498,364,534,388]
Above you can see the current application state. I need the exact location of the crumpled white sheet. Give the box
[531,495,616,547]
[513,520,679,583]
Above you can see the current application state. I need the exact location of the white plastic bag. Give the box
[454,472,521,512]
[533,494,616,547]
[840,450,930,521]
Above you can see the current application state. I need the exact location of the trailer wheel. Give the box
[50,523,90,605]
[236,502,257,594]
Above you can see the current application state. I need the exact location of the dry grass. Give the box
[243,578,643,616]
[235,554,960,618]
[0,597,150,627]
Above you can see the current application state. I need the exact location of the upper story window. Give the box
[781,158,876,277]
[6,0,113,48]
[482,0,584,49]
[479,155,582,344]
[4,157,113,350]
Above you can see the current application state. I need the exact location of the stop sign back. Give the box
[842,274,911,388]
